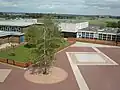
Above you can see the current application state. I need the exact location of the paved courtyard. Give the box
[69,42,120,90]
[0,42,120,90]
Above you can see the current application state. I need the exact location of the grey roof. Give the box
[0,19,38,27]
[0,31,24,37]
[79,26,119,35]
[102,28,118,33]
[0,21,34,27]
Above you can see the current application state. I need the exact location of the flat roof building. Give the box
[0,19,43,32]
[59,22,120,42]
[59,22,89,38]
[77,26,120,42]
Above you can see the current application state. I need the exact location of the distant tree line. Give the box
[106,21,120,45]
[1,12,120,20]
[0,12,78,19]
[106,21,120,28]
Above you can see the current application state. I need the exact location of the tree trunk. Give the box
[43,67,48,75]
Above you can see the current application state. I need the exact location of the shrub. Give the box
[24,44,36,48]
[8,52,15,56]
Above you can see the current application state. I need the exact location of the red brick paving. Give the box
[2,46,119,90]
[78,47,120,90]
[0,47,94,90]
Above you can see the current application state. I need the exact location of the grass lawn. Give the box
[0,45,30,62]
[82,18,120,26]
[0,40,69,63]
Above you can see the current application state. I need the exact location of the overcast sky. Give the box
[0,0,120,16]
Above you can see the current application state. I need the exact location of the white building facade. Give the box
[60,22,120,41]
[77,31,117,41]
[59,22,89,38]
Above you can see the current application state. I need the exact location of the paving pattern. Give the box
[70,42,120,90]
[0,47,84,90]
[78,47,120,90]
[0,69,12,82]
[0,42,120,90]
[67,52,118,65]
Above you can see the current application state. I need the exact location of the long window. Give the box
[107,34,111,41]
[82,32,85,38]
[99,34,102,40]
[90,33,94,39]
[116,35,120,41]
[86,32,89,38]
[112,35,116,41]
[103,34,106,40]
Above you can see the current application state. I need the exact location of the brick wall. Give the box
[0,36,21,44]
[7,36,20,43]
[11,36,20,43]
[0,36,9,44]
[0,58,31,68]
[68,38,120,46]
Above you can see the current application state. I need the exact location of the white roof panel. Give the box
[59,22,89,33]
[59,23,78,33]
[0,21,34,26]
[0,19,38,26]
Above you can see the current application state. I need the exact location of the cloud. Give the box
[0,0,120,15]
[0,2,18,7]
[84,0,120,9]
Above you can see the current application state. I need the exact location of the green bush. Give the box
[8,52,15,56]
[24,44,36,48]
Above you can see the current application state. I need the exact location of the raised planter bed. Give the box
[0,57,32,68]
[0,58,7,63]
[0,41,75,68]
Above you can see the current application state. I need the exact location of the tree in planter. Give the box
[30,16,62,75]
